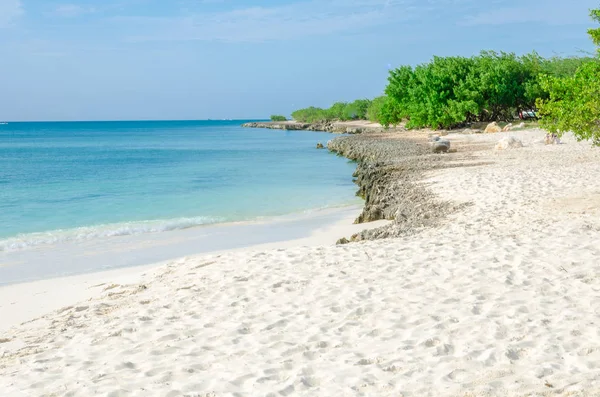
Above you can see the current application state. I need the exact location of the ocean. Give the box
[0,120,360,253]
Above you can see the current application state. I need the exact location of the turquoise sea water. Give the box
[0,120,360,251]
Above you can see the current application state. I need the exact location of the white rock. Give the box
[485,122,502,133]
[495,136,523,150]
[545,133,561,145]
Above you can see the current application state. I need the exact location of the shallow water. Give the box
[0,120,359,252]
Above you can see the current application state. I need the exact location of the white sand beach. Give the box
[2,129,600,396]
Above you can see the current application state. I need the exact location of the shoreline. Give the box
[0,205,390,332]
[0,204,382,288]
[4,128,600,396]
[242,120,388,134]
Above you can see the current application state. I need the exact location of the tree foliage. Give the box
[292,99,373,123]
[270,115,287,121]
[291,107,331,123]
[365,96,404,126]
[344,99,372,120]
[383,52,561,129]
[289,26,593,133]
[537,8,600,145]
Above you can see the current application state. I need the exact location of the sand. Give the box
[1,129,600,396]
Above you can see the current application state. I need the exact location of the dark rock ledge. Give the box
[327,133,472,243]
[242,121,384,134]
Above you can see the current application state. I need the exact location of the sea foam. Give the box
[0,216,222,252]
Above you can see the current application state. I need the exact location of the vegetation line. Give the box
[284,8,600,145]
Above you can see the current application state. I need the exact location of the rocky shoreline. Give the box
[244,120,481,243]
[241,121,384,134]
[328,132,474,243]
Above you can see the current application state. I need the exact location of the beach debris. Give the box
[431,139,451,153]
[485,122,502,133]
[544,133,561,145]
[316,142,325,149]
[502,123,514,132]
[495,136,523,150]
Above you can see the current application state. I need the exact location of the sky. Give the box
[0,0,598,121]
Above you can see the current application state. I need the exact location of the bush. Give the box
[383,52,551,129]
[327,102,349,120]
[291,107,331,123]
[366,96,403,127]
[292,100,372,123]
[538,60,600,145]
[537,9,600,145]
[344,99,372,120]
[270,115,287,121]
[287,41,592,131]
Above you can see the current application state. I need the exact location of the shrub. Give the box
[537,9,600,145]
[383,52,551,129]
[270,115,287,121]
[538,60,600,145]
[291,107,331,123]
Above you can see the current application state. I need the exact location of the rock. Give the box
[316,142,325,149]
[484,122,502,133]
[544,133,561,145]
[502,123,513,132]
[439,131,449,136]
[517,122,525,129]
[462,128,482,134]
[429,135,441,142]
[431,140,451,153]
[336,237,350,245]
[326,133,467,242]
[495,136,523,150]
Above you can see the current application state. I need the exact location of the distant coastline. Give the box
[242,120,386,134]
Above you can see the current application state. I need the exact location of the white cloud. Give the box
[0,0,23,27]
[111,0,418,43]
[53,4,96,18]
[461,1,596,26]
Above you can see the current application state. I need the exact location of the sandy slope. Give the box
[1,129,600,396]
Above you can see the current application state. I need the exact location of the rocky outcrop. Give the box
[242,122,312,131]
[327,133,468,242]
[242,121,384,134]
[316,142,325,149]
[431,139,451,153]
[495,136,523,150]
[484,122,502,133]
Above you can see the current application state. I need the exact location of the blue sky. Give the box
[0,0,598,121]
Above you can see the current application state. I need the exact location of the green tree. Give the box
[366,96,387,123]
[590,9,600,47]
[382,51,586,130]
[344,99,372,120]
[365,96,403,127]
[538,9,600,145]
[270,115,287,121]
[291,107,330,123]
[326,102,349,120]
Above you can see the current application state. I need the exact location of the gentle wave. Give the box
[0,216,224,252]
